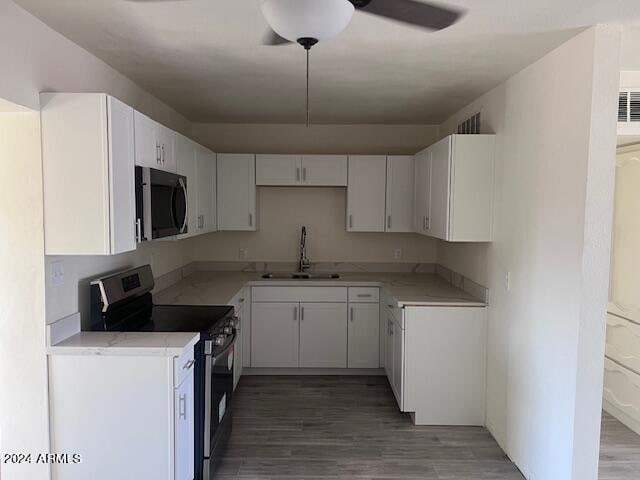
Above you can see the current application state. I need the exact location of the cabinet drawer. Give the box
[252,286,347,303]
[607,314,640,373]
[174,345,195,387]
[348,287,380,303]
[604,358,640,424]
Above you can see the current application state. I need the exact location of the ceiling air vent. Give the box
[618,89,640,123]
[457,112,481,134]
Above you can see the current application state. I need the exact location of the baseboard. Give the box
[242,367,385,376]
[603,399,640,435]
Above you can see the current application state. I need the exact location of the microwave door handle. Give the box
[178,178,188,234]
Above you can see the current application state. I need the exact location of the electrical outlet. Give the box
[393,248,403,260]
[51,260,65,287]
[238,248,247,260]
[505,271,511,292]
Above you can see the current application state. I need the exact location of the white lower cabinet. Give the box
[403,305,486,425]
[348,303,380,368]
[48,344,196,480]
[232,291,246,390]
[251,302,300,367]
[603,357,640,434]
[174,366,195,480]
[299,303,348,368]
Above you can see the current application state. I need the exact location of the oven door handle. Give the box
[203,330,237,456]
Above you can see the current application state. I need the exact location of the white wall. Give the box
[437,26,621,480]
[191,123,439,155]
[0,2,192,478]
[189,187,438,264]
[0,110,49,480]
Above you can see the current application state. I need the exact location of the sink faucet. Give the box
[298,226,311,273]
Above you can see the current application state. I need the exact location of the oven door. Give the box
[203,331,236,479]
[136,166,188,240]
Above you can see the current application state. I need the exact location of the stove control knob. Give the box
[223,326,233,335]
[214,335,226,346]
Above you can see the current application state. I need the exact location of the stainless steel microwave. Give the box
[135,166,188,241]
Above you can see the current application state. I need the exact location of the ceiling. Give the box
[14,0,640,124]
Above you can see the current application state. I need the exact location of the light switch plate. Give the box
[393,248,403,260]
[238,248,247,260]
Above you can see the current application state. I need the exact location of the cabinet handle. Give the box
[183,359,195,370]
[426,216,430,229]
[349,215,353,228]
[357,294,372,298]
[161,144,166,164]
[302,167,307,181]
[135,218,142,243]
[156,143,161,164]
[350,307,354,322]
[179,393,187,420]
[294,306,298,321]
[296,167,300,182]
[301,306,304,321]
[387,215,392,229]
[249,213,253,227]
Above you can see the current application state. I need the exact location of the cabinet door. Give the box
[347,155,387,232]
[175,369,194,480]
[348,304,380,368]
[176,134,197,238]
[413,148,432,235]
[159,125,176,173]
[251,302,299,367]
[299,303,348,368]
[429,137,452,240]
[385,155,414,232]
[384,315,394,383]
[256,154,301,185]
[217,154,256,231]
[392,320,404,408]
[301,155,348,186]
[233,297,244,390]
[196,146,217,233]
[107,96,136,254]
[133,110,161,169]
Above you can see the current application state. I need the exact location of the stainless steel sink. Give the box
[261,272,340,280]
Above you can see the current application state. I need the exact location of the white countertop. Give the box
[47,331,200,356]
[153,271,486,307]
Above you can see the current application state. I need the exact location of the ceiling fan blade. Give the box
[353,0,463,31]
[263,28,292,46]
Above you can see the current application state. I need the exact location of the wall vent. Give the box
[618,90,640,123]
[457,112,481,134]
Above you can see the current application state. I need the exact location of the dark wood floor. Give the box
[217,376,524,479]
[599,411,640,479]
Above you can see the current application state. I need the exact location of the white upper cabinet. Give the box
[175,134,197,239]
[133,111,175,173]
[217,154,256,231]
[301,155,348,186]
[347,155,387,232]
[196,146,217,234]
[256,154,301,185]
[255,154,347,186]
[385,155,415,232]
[41,93,136,255]
[414,134,494,242]
[413,148,432,235]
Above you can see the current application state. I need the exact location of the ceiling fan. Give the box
[260,0,464,126]
[128,0,464,126]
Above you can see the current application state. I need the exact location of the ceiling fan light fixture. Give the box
[260,0,355,44]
